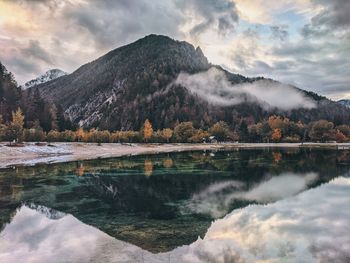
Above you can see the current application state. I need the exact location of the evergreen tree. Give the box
[238,120,249,142]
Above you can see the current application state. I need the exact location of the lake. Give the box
[0,148,349,262]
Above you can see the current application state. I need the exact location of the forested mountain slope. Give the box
[35,34,350,130]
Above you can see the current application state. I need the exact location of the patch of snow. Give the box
[338,99,350,108]
[24,69,67,89]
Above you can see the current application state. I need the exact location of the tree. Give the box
[336,125,350,137]
[271,128,282,142]
[189,129,210,143]
[268,115,288,130]
[0,115,6,141]
[76,127,85,142]
[61,130,76,142]
[256,121,272,143]
[23,128,46,142]
[161,128,173,143]
[189,129,209,143]
[209,121,230,141]
[56,104,72,131]
[47,130,61,142]
[309,120,335,142]
[143,119,153,142]
[174,122,195,142]
[335,130,347,142]
[238,120,249,142]
[6,108,24,143]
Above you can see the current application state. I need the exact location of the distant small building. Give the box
[209,136,218,144]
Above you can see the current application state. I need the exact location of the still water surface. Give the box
[0,148,349,255]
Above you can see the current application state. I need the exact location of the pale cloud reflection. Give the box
[184,172,318,218]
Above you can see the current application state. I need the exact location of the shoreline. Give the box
[1,142,349,169]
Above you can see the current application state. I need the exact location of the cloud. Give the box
[184,176,350,263]
[227,29,261,70]
[183,172,318,218]
[301,0,350,39]
[270,25,289,41]
[1,176,349,262]
[174,67,316,110]
[237,172,318,202]
[176,0,239,37]
[0,0,240,84]
[64,0,184,49]
[1,0,349,100]
[234,0,317,24]
[183,180,244,218]
[20,40,54,64]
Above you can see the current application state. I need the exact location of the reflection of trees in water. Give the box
[11,184,23,201]
[75,162,85,177]
[162,157,174,168]
[272,152,282,163]
[144,160,153,177]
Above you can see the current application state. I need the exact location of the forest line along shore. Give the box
[1,142,349,169]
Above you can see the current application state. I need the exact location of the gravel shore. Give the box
[0,142,348,169]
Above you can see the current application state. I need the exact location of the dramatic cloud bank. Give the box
[0,0,349,98]
[174,68,316,110]
[1,176,349,262]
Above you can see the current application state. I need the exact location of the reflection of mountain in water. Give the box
[1,176,350,263]
[0,149,350,252]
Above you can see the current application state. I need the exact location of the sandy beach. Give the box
[0,142,349,169]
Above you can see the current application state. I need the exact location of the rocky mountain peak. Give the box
[24,69,67,89]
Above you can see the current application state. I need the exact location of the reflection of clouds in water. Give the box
[184,180,244,218]
[185,172,318,218]
[239,172,318,202]
[0,204,176,263]
[188,177,350,263]
[0,205,111,263]
[1,177,349,263]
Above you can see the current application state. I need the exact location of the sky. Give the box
[0,0,349,100]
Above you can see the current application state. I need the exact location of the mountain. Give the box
[337,99,350,108]
[35,34,350,130]
[24,69,67,89]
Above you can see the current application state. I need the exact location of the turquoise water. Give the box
[0,148,349,252]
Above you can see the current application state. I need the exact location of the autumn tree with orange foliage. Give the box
[143,119,153,142]
[271,128,282,142]
[335,130,348,142]
[272,152,282,163]
[268,115,289,131]
[6,108,25,143]
[75,127,86,142]
[161,128,173,143]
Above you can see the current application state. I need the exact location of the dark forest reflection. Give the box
[1,148,350,252]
